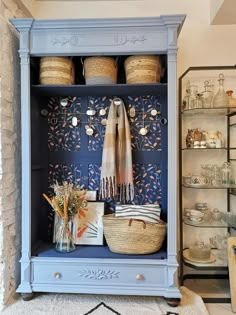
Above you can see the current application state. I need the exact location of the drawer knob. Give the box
[136,274,144,281]
[54,272,61,279]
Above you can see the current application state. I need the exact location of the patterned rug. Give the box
[2,286,209,315]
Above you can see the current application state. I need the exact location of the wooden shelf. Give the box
[31,83,167,97]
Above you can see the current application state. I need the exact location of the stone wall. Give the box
[0,0,31,306]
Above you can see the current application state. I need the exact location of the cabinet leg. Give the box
[165,297,181,307]
[21,293,34,301]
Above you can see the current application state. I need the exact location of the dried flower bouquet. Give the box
[43,181,88,223]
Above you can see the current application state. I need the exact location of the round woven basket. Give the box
[83,57,117,85]
[102,214,167,254]
[124,55,162,84]
[39,57,74,85]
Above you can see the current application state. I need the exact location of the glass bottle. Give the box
[182,80,191,110]
[188,85,198,109]
[226,90,236,108]
[196,93,204,108]
[213,73,229,108]
[221,162,235,186]
[201,80,214,108]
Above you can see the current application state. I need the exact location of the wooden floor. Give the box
[207,303,234,315]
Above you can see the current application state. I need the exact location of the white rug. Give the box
[2,286,209,315]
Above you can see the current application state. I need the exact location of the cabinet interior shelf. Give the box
[181,107,236,116]
[34,244,167,260]
[31,83,167,97]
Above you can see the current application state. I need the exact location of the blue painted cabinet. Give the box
[10,15,185,299]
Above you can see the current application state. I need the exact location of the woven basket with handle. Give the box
[124,55,163,84]
[39,57,74,85]
[102,214,167,254]
[83,56,117,85]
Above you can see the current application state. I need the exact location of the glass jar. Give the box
[201,80,214,108]
[213,73,229,108]
[55,217,76,253]
[211,208,222,221]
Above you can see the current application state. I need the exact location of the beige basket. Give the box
[124,55,163,84]
[39,57,74,85]
[83,57,117,85]
[102,214,167,254]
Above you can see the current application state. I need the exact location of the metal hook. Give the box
[113,98,122,106]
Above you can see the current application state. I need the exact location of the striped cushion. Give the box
[115,204,161,223]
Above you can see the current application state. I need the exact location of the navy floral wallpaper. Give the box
[47,95,162,152]
[47,96,82,151]
[46,95,164,217]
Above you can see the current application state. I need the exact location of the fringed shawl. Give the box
[100,98,134,202]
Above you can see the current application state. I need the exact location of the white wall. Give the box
[26,0,236,77]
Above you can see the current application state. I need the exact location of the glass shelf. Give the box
[182,147,226,151]
[181,107,236,116]
[183,184,236,189]
[183,249,228,270]
[183,219,229,228]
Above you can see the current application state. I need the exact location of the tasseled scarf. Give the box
[100,98,134,202]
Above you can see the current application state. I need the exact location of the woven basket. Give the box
[124,55,162,84]
[39,57,74,85]
[83,57,117,85]
[102,214,167,254]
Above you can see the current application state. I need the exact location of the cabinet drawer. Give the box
[32,260,166,287]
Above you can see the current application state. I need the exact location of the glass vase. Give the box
[55,217,76,253]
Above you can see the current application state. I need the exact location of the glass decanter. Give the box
[201,80,214,108]
[213,73,229,108]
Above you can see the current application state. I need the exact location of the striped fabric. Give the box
[115,204,161,223]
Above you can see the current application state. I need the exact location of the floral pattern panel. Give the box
[88,163,162,209]
[47,96,82,151]
[133,163,162,205]
[88,163,115,213]
[87,96,113,151]
[127,95,162,151]
[48,163,84,191]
